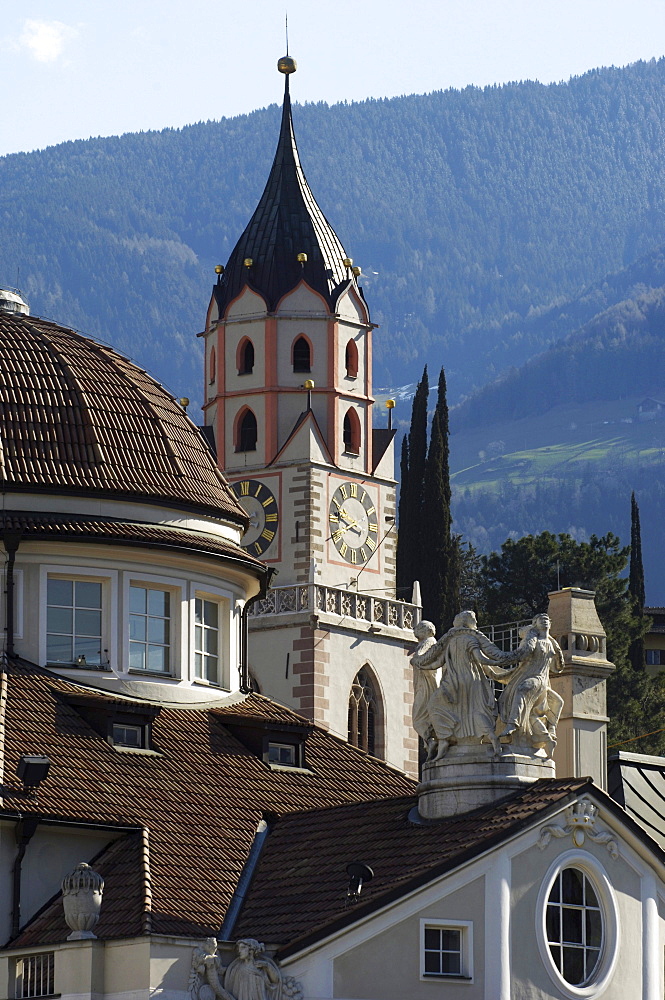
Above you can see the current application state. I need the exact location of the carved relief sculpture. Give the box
[190,938,303,1000]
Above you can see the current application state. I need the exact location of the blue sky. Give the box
[3,0,665,156]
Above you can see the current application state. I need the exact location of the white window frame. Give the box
[536,851,619,1000]
[189,583,232,690]
[123,572,185,678]
[419,918,473,982]
[39,566,117,669]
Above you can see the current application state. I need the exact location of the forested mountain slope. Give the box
[3,59,665,409]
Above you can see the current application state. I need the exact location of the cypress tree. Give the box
[421,367,458,631]
[396,434,410,595]
[628,492,646,672]
[396,366,428,597]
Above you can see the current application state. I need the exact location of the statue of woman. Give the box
[410,620,439,760]
[224,939,281,1000]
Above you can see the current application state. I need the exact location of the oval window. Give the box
[546,867,603,987]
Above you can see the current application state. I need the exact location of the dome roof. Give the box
[0,312,247,525]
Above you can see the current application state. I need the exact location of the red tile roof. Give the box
[0,313,246,524]
[1,658,416,947]
[234,778,593,956]
[1,510,265,573]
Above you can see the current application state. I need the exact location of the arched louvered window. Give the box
[293,336,311,373]
[345,339,358,378]
[238,338,254,375]
[343,408,361,455]
[348,667,379,756]
[209,345,216,384]
[236,409,257,452]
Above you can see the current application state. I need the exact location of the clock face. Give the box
[231,479,279,557]
[329,481,379,565]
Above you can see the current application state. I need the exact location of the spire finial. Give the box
[285,12,289,56]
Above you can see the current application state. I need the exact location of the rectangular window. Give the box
[47,578,102,666]
[646,649,662,665]
[421,920,472,981]
[15,953,55,998]
[112,723,144,748]
[268,742,297,766]
[195,597,219,683]
[129,586,171,673]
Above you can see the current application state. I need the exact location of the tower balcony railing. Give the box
[481,619,532,652]
[248,583,420,631]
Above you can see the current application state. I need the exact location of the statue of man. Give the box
[410,620,439,760]
[495,613,565,757]
[411,610,514,760]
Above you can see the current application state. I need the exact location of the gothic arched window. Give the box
[293,336,311,373]
[209,345,216,384]
[345,339,358,378]
[348,667,380,756]
[238,338,254,375]
[236,409,257,452]
[343,408,361,455]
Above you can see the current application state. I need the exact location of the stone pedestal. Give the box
[417,742,555,819]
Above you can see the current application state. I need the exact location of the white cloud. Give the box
[19,19,78,64]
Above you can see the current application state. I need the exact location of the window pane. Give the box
[546,905,560,942]
[74,638,102,664]
[147,645,168,671]
[562,908,583,944]
[441,929,460,951]
[562,868,584,906]
[424,929,440,950]
[205,656,218,684]
[75,609,101,636]
[584,880,600,909]
[424,952,440,975]
[75,581,102,608]
[195,651,203,678]
[47,634,73,662]
[48,578,72,606]
[441,952,461,976]
[130,615,146,641]
[148,589,169,617]
[195,598,203,624]
[47,607,72,634]
[562,946,585,985]
[585,947,601,981]
[129,643,145,670]
[549,875,561,903]
[129,586,147,614]
[586,910,602,948]
[203,600,218,627]
[148,618,168,644]
[204,629,218,655]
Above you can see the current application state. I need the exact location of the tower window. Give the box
[293,336,311,373]
[343,408,361,455]
[345,339,359,378]
[348,667,379,755]
[238,338,254,375]
[236,409,257,452]
[129,586,171,673]
[209,345,216,384]
[47,577,103,666]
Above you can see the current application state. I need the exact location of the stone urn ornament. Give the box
[61,862,104,940]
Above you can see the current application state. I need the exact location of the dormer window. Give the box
[238,338,254,375]
[293,336,311,373]
[268,742,298,766]
[112,722,144,748]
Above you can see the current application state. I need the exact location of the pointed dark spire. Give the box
[214,58,354,314]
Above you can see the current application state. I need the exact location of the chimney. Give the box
[547,588,615,790]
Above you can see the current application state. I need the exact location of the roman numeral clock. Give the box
[329,481,379,566]
[231,479,279,557]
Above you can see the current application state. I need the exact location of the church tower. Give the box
[201,56,419,776]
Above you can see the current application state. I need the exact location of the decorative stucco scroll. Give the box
[537,798,619,859]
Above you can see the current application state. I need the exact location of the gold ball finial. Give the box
[386,399,395,410]
[278,56,297,74]
[297,252,308,263]
[214,264,224,275]
[179,397,190,410]
[343,257,353,268]
[304,379,315,390]
[243,258,253,268]
[352,266,361,277]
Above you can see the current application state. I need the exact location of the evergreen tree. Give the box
[628,492,646,672]
[421,367,458,630]
[396,366,428,597]
[396,434,410,596]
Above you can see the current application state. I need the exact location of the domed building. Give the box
[0,299,267,704]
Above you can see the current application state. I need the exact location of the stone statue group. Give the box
[190,938,303,1000]
[411,611,565,762]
